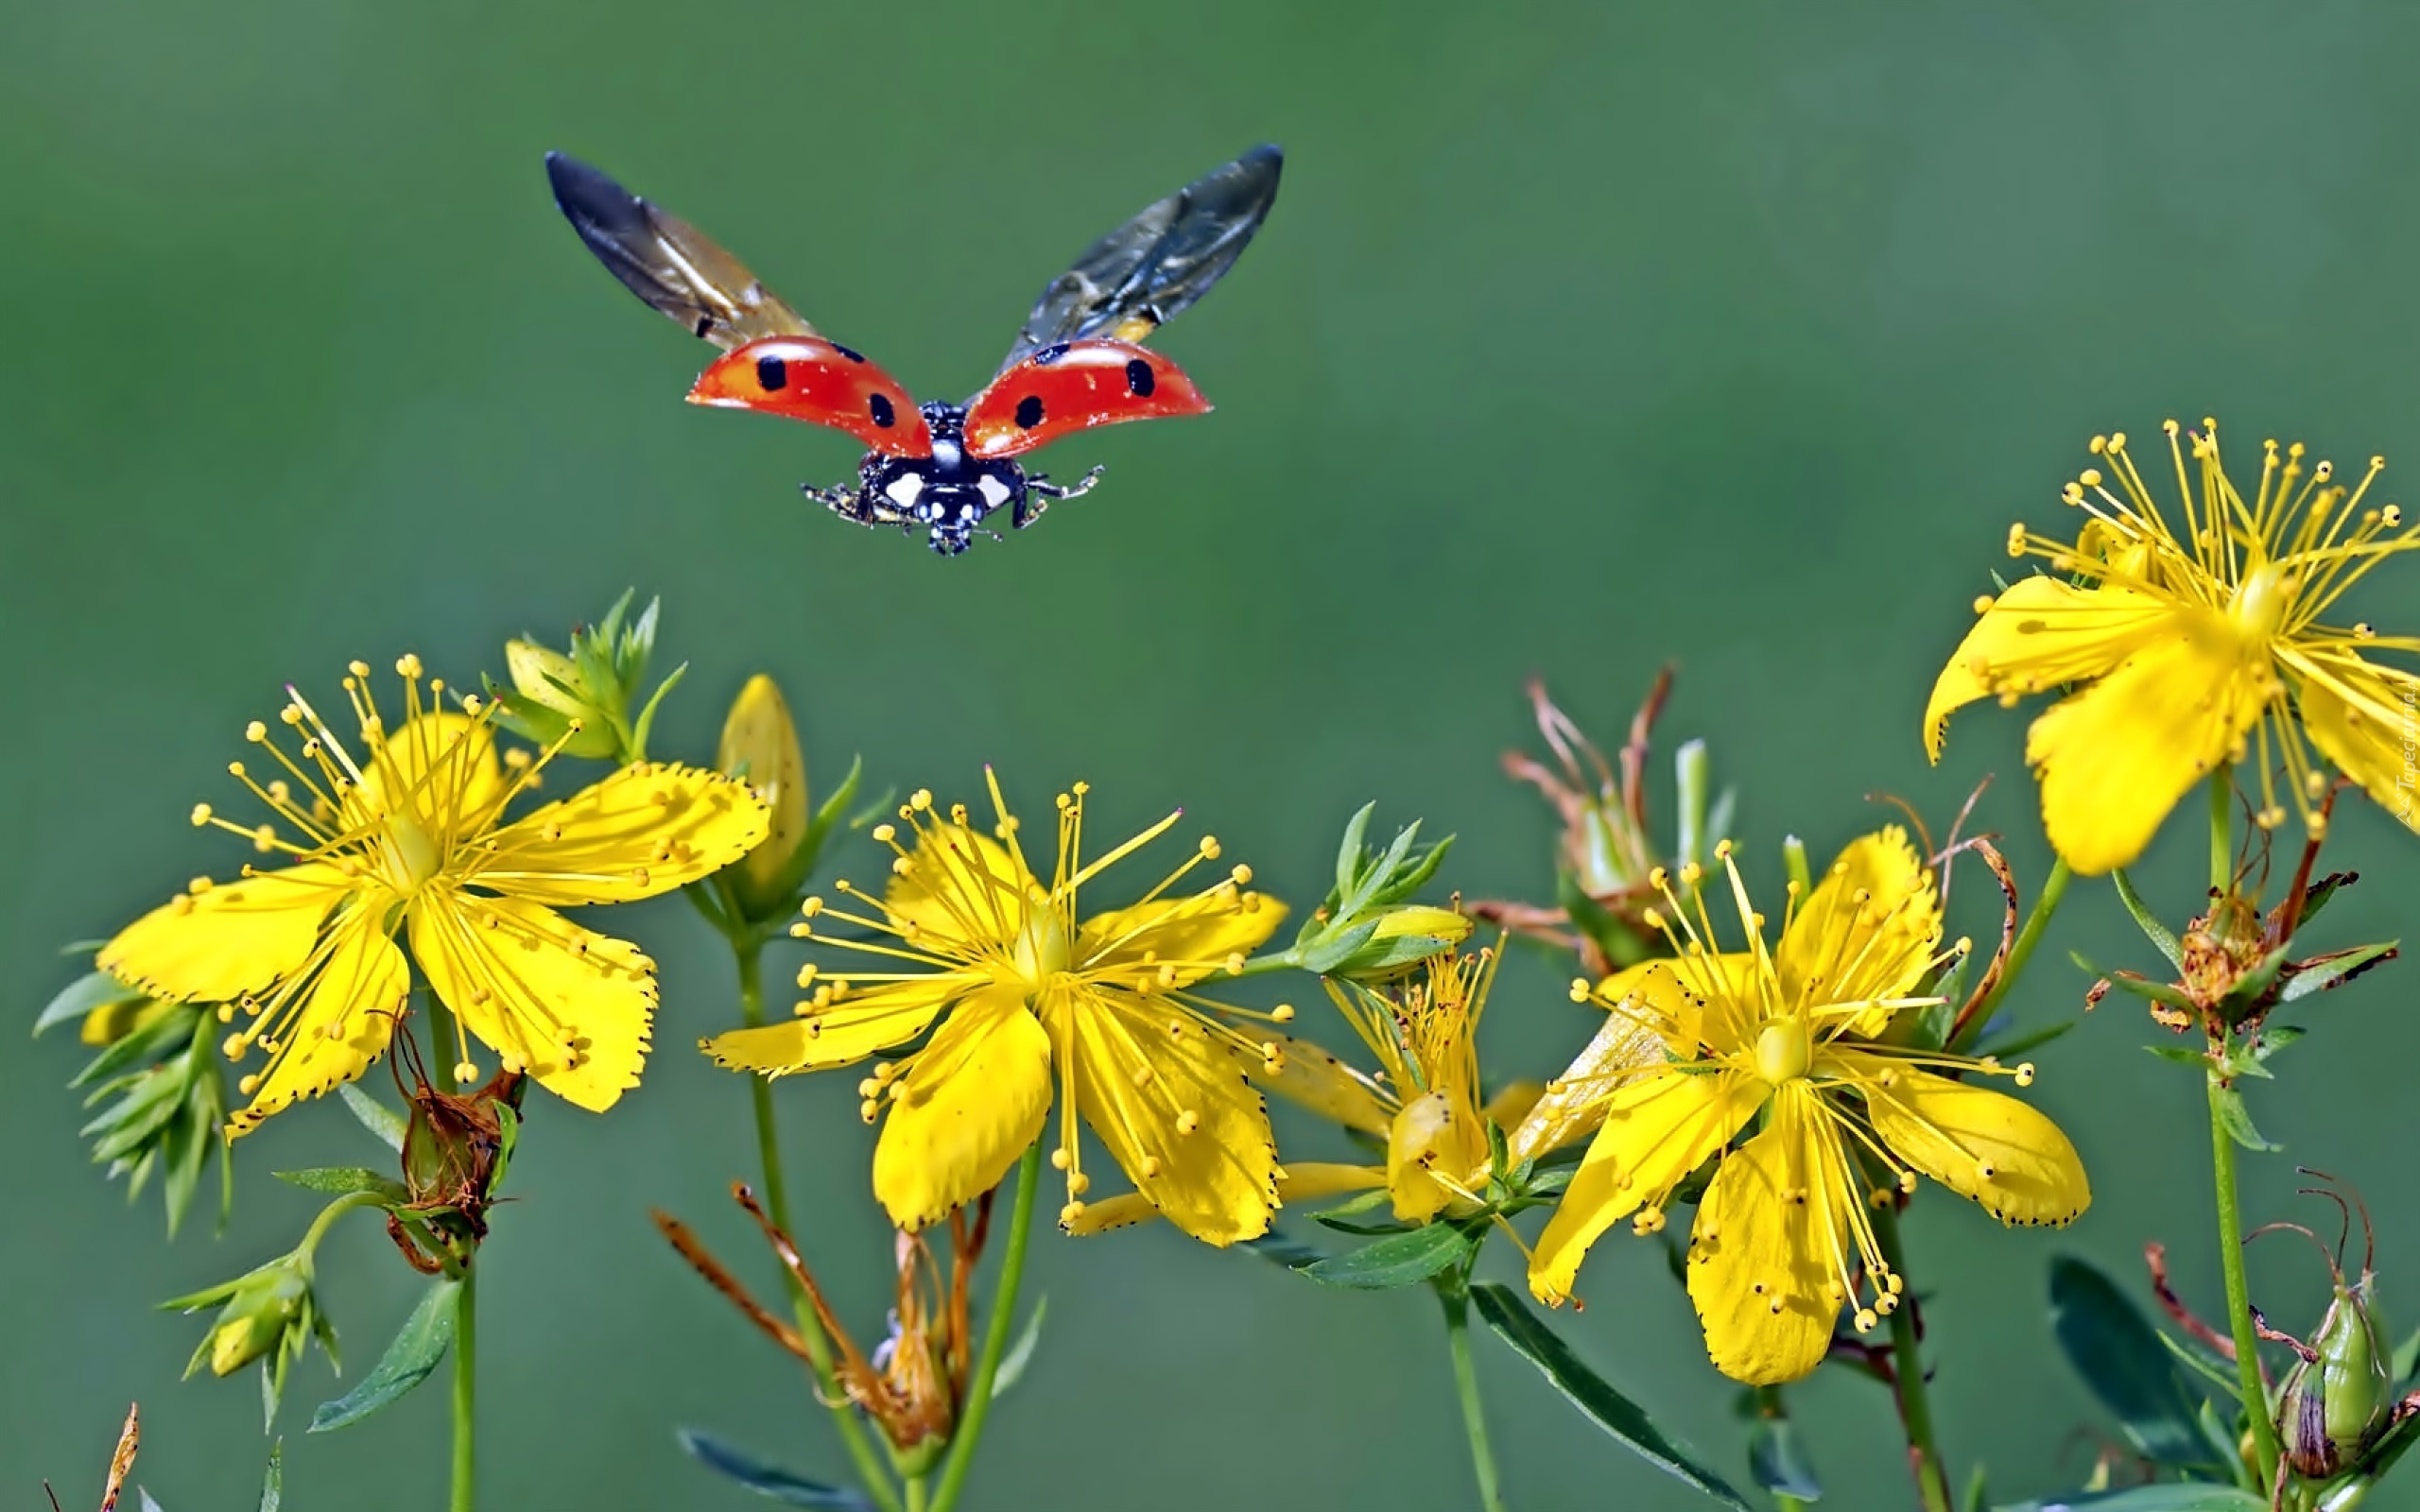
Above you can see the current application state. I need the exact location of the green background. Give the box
[6,1,2419,1506]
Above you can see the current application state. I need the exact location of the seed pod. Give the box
[2269,1175,2397,1478]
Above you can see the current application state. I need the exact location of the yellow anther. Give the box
[244,720,268,743]
[871,823,896,845]
[1854,1308,1878,1332]
[1898,1170,1918,1194]
[1271,1004,1295,1023]
[1714,838,1735,861]
[280,705,303,725]
[2385,505,2404,527]
[856,1078,880,1099]
[239,1074,260,1095]
[188,876,215,896]
[396,654,424,679]
[1640,906,1665,932]
[801,896,824,918]
[2078,468,2102,488]
[1141,1157,1163,1178]
[1199,835,1221,860]
[1569,978,1592,1003]
[2014,1062,2037,1087]
[1059,1201,1087,1226]
[221,1034,247,1061]
[1066,1172,1092,1196]
[1230,864,1253,886]
[1972,594,1994,615]
[1175,1109,1201,1135]
[348,660,372,678]
[858,1100,880,1125]
[909,789,933,811]
[190,803,214,827]
[1224,953,1246,975]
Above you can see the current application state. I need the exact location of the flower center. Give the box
[2229,561,2293,644]
[1010,898,1072,985]
[1754,1018,1812,1085]
[386,812,443,894]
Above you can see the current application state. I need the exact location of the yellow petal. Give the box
[1506,1009,1666,1166]
[2285,647,2420,839]
[1387,1090,1487,1223]
[1841,1051,2090,1226]
[1063,989,1278,1246]
[1254,1034,1393,1135]
[1482,1079,1545,1135]
[886,827,1030,949]
[98,863,352,1004]
[353,712,505,830]
[703,979,960,1076]
[1075,888,1287,982]
[1595,958,1749,1056]
[1529,1068,1762,1305]
[407,893,655,1112]
[2025,611,2269,874]
[1775,827,1942,1032]
[1924,576,2172,760]
[873,986,1053,1230]
[475,763,770,905]
[228,904,406,1136]
[1686,1094,1851,1385]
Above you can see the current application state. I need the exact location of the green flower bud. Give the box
[2280,1272,2396,1478]
[483,591,683,764]
[717,674,813,921]
[170,1254,314,1380]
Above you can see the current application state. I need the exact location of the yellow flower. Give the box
[1927,421,2420,874]
[1069,946,1662,1236]
[703,772,1289,1246]
[1529,829,2090,1385]
[98,657,769,1135]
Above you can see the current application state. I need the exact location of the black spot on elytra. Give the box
[869,392,896,428]
[756,355,788,392]
[832,344,866,364]
[1014,394,1044,428]
[1124,358,1155,398]
[1034,342,1070,365]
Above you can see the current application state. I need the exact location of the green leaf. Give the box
[1306,1187,1393,1223]
[2217,946,2290,1017]
[72,1006,199,1090]
[676,1429,876,1509]
[2251,1025,2306,1061]
[1237,1230,1325,1269]
[258,1440,283,1512]
[991,1295,1047,1400]
[275,1168,411,1204]
[1994,1487,2265,1511]
[309,1277,459,1432]
[2145,1044,2209,1069]
[1972,1018,2078,1062]
[2157,1331,2242,1401]
[2394,1323,2419,1385]
[489,1102,519,1196]
[2209,1083,2280,1152]
[1747,1417,1823,1497]
[1333,802,1375,897]
[1469,1283,1749,1507]
[2048,1256,2208,1464]
[2110,869,2186,971]
[2280,940,2398,1003]
[1300,1223,1473,1290]
[2077,958,2200,1012]
[139,1491,166,1512]
[339,1082,407,1153]
[35,969,143,1037]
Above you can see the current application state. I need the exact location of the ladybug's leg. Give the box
[1027,464,1105,503]
[803,480,882,527]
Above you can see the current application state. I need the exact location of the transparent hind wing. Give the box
[994,144,1282,375]
[545,151,816,351]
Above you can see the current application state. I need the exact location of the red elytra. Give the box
[688,337,932,456]
[962,340,1209,460]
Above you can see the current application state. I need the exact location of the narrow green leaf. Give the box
[1994,1486,2265,1510]
[1747,1417,1823,1497]
[258,1440,283,1512]
[1469,1283,1749,1507]
[2216,946,2290,1017]
[338,1083,407,1153]
[2156,1331,2242,1401]
[1973,1018,2078,1062]
[35,970,143,1037]
[1237,1230,1325,1269]
[991,1296,1047,1400]
[1306,1187,1393,1223]
[139,1491,166,1512]
[2145,1044,2209,1069]
[2393,1323,2419,1385]
[309,1278,459,1432]
[72,1007,198,1090]
[2280,940,2398,1003]
[1961,1465,1988,1512]
[1334,802,1375,896]
[2083,966,2200,1012]
[2110,869,2186,971]
[275,1168,410,1204]
[489,1102,519,1196]
[2048,1256,2208,1464]
[2251,1025,2306,1061]
[1298,920,1380,977]
[2209,1084,2280,1152]
[1674,740,1712,868]
[677,1429,876,1509]
[1300,1223,1472,1290]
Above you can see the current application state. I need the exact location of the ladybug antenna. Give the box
[45,1481,61,1512]
[2296,1165,2376,1277]
[2247,1220,2343,1288]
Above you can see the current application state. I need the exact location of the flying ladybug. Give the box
[544,145,1282,556]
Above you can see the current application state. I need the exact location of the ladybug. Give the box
[545,145,1282,556]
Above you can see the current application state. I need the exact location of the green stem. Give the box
[928,1143,1044,1512]
[731,937,901,1512]
[1754,1385,1810,1512]
[1951,856,2070,1052]
[2209,1074,2283,1487]
[2210,768,2234,896]
[452,1264,476,1512]
[1441,1286,1509,1512]
[905,1479,929,1512]
[297,1191,385,1260]
[1872,1201,1952,1512]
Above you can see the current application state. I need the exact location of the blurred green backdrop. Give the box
[8,1,2420,1506]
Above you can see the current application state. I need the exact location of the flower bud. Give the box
[2278,1272,2396,1478]
[169,1252,315,1381]
[484,592,677,764]
[717,675,813,921]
